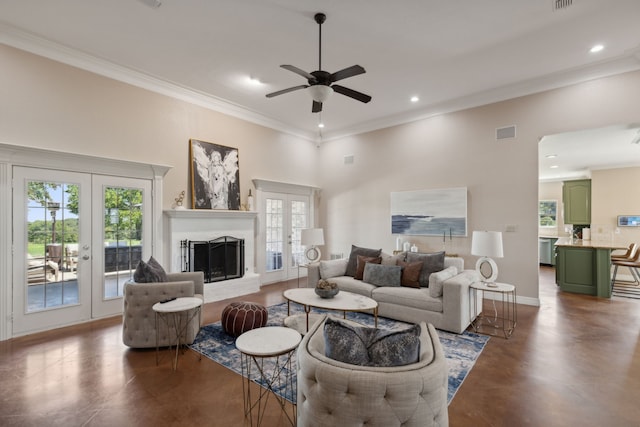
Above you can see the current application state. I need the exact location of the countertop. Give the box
[555,237,627,250]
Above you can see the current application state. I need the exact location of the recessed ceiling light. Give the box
[318,123,325,128]
[410,96,419,103]
[545,154,557,159]
[589,44,604,53]
[550,165,559,169]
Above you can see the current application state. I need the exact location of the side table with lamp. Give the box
[470,231,517,338]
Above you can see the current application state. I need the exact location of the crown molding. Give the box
[0,23,317,142]
[3,23,640,145]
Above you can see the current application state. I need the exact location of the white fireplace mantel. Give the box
[163,209,260,302]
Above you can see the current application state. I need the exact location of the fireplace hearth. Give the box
[181,236,245,283]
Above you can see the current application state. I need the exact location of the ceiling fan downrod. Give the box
[315,13,326,71]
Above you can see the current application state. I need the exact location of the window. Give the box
[539,200,557,227]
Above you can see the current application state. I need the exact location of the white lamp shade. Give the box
[471,231,504,258]
[301,228,325,246]
[307,85,333,103]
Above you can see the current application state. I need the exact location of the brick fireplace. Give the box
[164,209,260,302]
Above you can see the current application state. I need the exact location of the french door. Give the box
[12,167,151,335]
[261,192,310,284]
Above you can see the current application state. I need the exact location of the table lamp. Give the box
[301,228,325,263]
[471,230,504,286]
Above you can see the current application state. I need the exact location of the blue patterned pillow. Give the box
[362,263,402,287]
[133,256,168,283]
[324,318,421,367]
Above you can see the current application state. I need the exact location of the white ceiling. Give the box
[2,0,640,173]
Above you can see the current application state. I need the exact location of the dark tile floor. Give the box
[1,267,639,426]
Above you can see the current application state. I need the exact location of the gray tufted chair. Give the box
[122,271,205,348]
[297,315,449,427]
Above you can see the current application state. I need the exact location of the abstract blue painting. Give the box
[391,187,467,236]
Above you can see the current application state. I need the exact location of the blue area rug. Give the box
[189,302,489,404]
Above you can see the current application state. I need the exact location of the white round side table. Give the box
[152,296,202,370]
[236,326,301,426]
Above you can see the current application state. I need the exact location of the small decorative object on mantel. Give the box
[174,190,186,210]
[315,279,339,299]
[247,189,254,211]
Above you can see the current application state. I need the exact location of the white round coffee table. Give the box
[152,296,202,370]
[236,326,301,426]
[283,288,378,333]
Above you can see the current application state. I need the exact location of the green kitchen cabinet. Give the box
[555,244,612,298]
[563,179,591,225]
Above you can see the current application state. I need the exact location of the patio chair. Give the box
[27,254,59,284]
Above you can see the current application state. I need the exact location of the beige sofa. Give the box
[122,271,204,348]
[306,254,480,334]
[297,315,449,427]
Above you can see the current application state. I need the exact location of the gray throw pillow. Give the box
[133,256,168,283]
[324,318,421,367]
[363,263,402,287]
[406,251,445,287]
[345,245,382,277]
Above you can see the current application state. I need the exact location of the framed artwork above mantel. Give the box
[189,139,241,210]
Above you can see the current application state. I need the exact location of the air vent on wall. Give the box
[496,125,516,140]
[553,0,572,11]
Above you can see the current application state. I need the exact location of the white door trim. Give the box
[0,142,171,341]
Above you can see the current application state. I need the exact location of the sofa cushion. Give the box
[363,263,402,287]
[133,256,167,283]
[323,317,421,367]
[373,286,444,312]
[406,251,445,287]
[429,265,458,297]
[397,260,423,288]
[355,255,382,280]
[319,258,348,279]
[345,245,382,277]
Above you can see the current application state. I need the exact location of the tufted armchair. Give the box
[297,316,449,427]
[122,271,205,348]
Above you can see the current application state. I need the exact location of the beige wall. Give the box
[319,71,640,303]
[4,43,640,305]
[0,44,319,206]
[592,167,640,245]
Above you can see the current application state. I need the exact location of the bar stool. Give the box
[611,244,640,288]
[611,243,636,261]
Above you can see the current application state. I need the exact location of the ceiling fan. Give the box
[266,12,372,113]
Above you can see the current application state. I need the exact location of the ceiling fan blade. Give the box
[332,85,372,103]
[281,65,316,81]
[312,101,323,113]
[330,65,366,82]
[265,85,308,98]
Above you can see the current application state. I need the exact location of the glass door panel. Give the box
[13,167,92,335]
[261,192,310,283]
[92,176,151,318]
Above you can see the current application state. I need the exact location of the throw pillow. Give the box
[428,265,458,297]
[406,251,445,287]
[345,245,382,277]
[363,263,402,287]
[133,256,168,283]
[396,260,423,288]
[319,259,348,279]
[355,255,382,280]
[324,318,421,367]
[381,252,406,266]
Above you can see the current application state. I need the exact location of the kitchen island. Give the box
[554,238,626,298]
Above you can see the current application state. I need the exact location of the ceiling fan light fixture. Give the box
[308,85,333,103]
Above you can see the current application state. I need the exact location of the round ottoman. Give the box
[221,302,268,337]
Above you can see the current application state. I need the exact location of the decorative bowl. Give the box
[315,287,339,299]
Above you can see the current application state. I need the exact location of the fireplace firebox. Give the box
[181,236,245,283]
